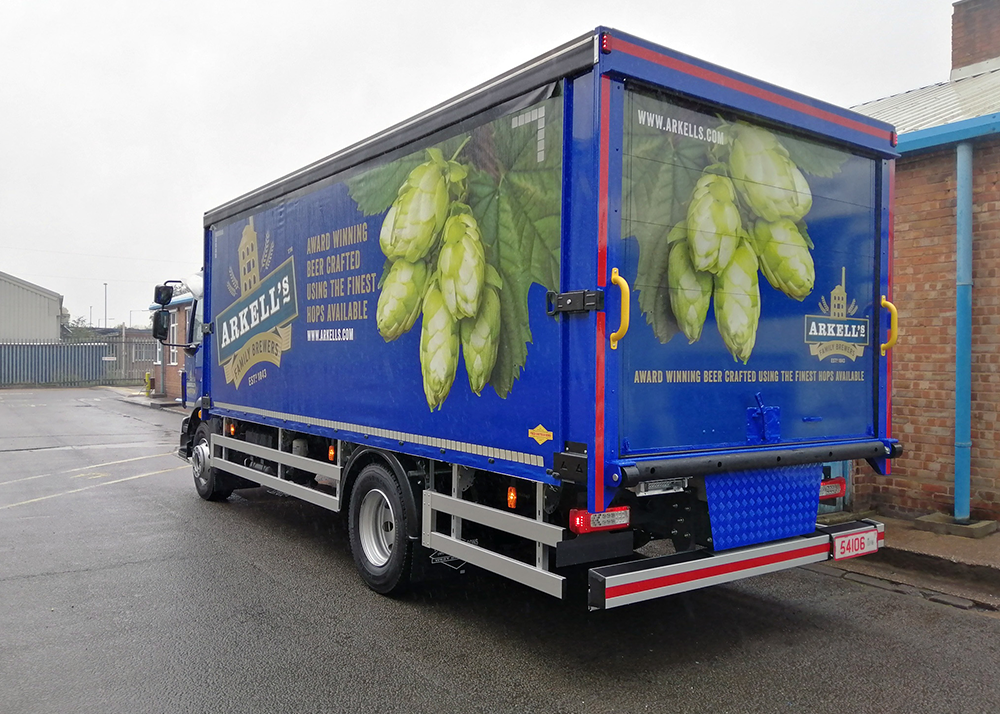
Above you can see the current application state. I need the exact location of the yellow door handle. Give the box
[610,268,630,350]
[880,295,898,356]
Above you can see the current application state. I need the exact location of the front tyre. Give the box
[349,463,413,594]
[192,422,233,502]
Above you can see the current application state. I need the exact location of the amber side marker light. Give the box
[507,487,517,509]
[229,423,235,436]
[328,445,336,461]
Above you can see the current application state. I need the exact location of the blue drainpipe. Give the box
[955,142,973,523]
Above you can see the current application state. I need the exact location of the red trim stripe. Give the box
[597,77,610,288]
[595,313,606,510]
[606,542,830,600]
[593,76,612,512]
[607,36,891,142]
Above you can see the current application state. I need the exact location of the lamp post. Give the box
[103,283,108,329]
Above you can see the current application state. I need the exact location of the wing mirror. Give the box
[152,309,170,342]
[154,285,174,307]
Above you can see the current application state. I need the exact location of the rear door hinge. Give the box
[546,290,604,316]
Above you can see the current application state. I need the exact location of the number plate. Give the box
[832,528,879,560]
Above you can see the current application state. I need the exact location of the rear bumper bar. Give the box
[618,441,901,486]
[588,519,884,610]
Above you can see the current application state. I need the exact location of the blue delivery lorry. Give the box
[153,28,901,609]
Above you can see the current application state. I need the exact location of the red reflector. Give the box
[819,476,847,500]
[569,506,630,534]
[890,131,898,147]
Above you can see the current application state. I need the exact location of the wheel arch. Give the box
[342,447,421,540]
[180,407,210,458]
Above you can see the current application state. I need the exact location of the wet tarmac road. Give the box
[2,387,999,713]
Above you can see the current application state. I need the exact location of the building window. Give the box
[154,341,162,365]
[132,341,156,362]
[168,310,178,365]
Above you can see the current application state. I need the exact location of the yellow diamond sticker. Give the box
[528,424,553,446]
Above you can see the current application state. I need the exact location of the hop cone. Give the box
[461,285,501,395]
[728,123,812,222]
[376,259,430,341]
[420,278,460,410]
[686,170,742,275]
[751,219,815,301]
[714,239,760,363]
[437,209,485,319]
[379,152,449,263]
[667,239,713,343]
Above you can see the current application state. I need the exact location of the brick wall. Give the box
[953,0,1000,71]
[161,306,187,401]
[856,135,1000,521]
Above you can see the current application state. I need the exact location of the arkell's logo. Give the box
[216,217,298,387]
[804,268,868,361]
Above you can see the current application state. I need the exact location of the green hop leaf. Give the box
[376,258,430,341]
[780,134,849,178]
[751,219,815,301]
[714,237,760,363]
[634,222,682,344]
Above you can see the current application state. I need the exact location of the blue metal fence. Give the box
[0,339,157,387]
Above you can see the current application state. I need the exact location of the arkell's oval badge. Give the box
[804,267,869,362]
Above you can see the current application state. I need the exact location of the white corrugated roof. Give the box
[853,68,1000,134]
[0,270,62,301]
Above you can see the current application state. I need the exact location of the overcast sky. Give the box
[1,0,955,328]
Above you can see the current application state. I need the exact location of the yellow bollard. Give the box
[144,371,152,397]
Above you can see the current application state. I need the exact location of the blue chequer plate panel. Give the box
[705,464,822,551]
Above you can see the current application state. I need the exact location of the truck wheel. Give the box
[192,423,233,502]
[349,463,413,594]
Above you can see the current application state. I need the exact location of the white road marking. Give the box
[0,466,187,510]
[0,451,175,487]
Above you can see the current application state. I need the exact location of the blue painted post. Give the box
[955,142,973,523]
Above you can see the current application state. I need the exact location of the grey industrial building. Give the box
[0,271,68,341]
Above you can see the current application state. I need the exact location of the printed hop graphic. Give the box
[376,259,431,341]
[714,238,760,364]
[667,239,713,343]
[686,168,743,275]
[461,279,502,395]
[623,91,848,363]
[751,219,815,301]
[420,277,461,411]
[728,123,812,223]
[379,149,451,263]
[437,207,486,319]
[346,98,563,409]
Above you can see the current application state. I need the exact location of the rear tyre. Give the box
[192,422,233,502]
[349,463,413,594]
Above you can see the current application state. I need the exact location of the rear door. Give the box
[616,85,879,457]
